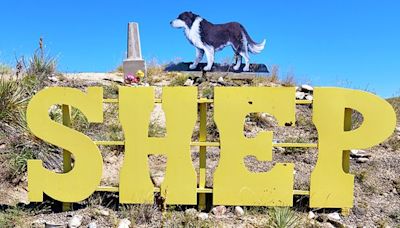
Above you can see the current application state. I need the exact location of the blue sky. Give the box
[0,0,399,97]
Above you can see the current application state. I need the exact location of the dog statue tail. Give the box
[242,28,266,54]
[248,39,266,54]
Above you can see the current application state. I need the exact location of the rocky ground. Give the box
[0,68,399,227]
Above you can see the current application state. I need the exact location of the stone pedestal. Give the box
[123,59,146,77]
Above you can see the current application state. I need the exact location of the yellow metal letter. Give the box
[27,87,103,202]
[310,88,397,208]
[213,87,296,206]
[119,87,197,204]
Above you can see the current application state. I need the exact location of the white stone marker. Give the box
[123,22,146,79]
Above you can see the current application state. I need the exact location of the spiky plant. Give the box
[269,207,300,228]
[0,77,27,128]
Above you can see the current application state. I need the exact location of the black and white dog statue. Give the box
[171,11,266,72]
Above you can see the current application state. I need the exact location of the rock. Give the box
[305,95,313,101]
[211,205,227,216]
[185,208,198,216]
[183,79,194,86]
[273,147,285,153]
[118,218,131,228]
[327,212,341,221]
[395,126,400,132]
[234,206,244,216]
[98,209,110,216]
[150,171,165,187]
[0,143,6,150]
[198,212,209,220]
[393,188,398,194]
[88,222,97,228]
[350,150,371,158]
[217,77,224,83]
[356,157,369,163]
[308,211,316,220]
[295,91,306,100]
[301,84,314,92]
[321,222,335,228]
[68,215,83,228]
[45,222,65,228]
[49,76,59,82]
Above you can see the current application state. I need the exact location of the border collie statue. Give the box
[171,11,266,72]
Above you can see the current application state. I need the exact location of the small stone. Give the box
[321,222,335,228]
[217,77,224,83]
[350,150,371,158]
[327,212,341,221]
[68,215,83,228]
[0,143,5,149]
[185,208,198,216]
[305,95,313,101]
[198,212,209,220]
[393,188,398,194]
[183,79,194,86]
[301,84,314,92]
[234,206,244,216]
[308,211,316,219]
[118,218,131,228]
[98,209,110,216]
[356,157,369,163]
[295,91,306,100]
[211,205,227,216]
[150,171,165,187]
[49,76,59,82]
[395,126,400,132]
[88,222,97,228]
[274,147,285,153]
[45,222,65,228]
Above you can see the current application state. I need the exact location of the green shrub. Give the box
[0,63,12,75]
[269,207,300,228]
[0,77,27,127]
[169,73,189,86]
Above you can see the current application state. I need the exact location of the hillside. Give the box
[0,60,399,227]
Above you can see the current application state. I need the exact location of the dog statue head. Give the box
[171,11,198,29]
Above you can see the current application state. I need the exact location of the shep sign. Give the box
[26,87,397,208]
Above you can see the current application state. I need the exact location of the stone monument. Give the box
[123,22,146,79]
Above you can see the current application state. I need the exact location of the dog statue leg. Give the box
[240,52,250,72]
[233,55,242,71]
[189,48,204,70]
[203,47,214,71]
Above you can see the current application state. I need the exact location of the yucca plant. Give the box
[0,77,27,128]
[269,207,300,228]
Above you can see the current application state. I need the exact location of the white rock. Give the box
[308,211,316,219]
[198,212,209,220]
[218,77,224,83]
[295,91,306,100]
[211,205,227,216]
[305,95,313,101]
[234,206,244,216]
[45,222,65,228]
[350,149,370,158]
[151,171,165,187]
[88,222,97,228]
[183,79,194,86]
[118,218,131,228]
[49,76,59,82]
[327,212,341,221]
[321,222,335,228]
[98,209,110,216]
[301,84,314,92]
[356,157,369,163]
[396,126,400,132]
[185,208,198,216]
[68,215,83,228]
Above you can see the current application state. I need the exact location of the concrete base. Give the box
[123,59,146,78]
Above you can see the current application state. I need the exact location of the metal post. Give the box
[198,100,207,210]
[62,104,72,211]
[342,108,352,216]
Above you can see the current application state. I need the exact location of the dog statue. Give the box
[171,11,266,72]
